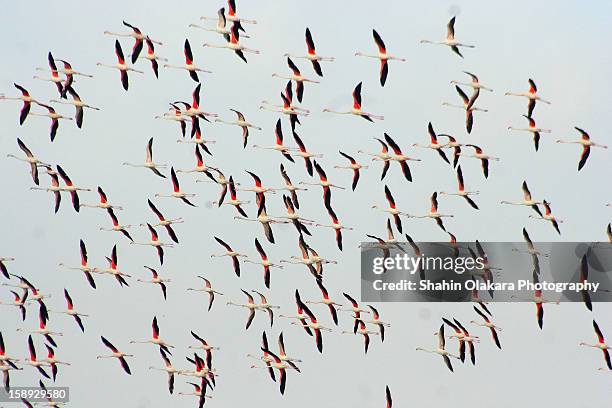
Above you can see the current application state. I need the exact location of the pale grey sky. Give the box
[1,1,611,407]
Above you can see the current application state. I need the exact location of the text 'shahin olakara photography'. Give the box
[0,1,611,407]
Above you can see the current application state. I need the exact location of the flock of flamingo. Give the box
[0,1,611,407]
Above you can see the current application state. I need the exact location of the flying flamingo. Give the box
[260,81,309,131]
[187,276,224,311]
[143,199,182,244]
[130,316,174,354]
[500,181,543,217]
[246,333,278,382]
[413,123,451,164]
[580,320,612,370]
[155,103,186,137]
[276,332,302,365]
[339,292,370,319]
[80,186,123,211]
[136,36,167,78]
[416,324,459,372]
[203,23,260,63]
[272,57,319,102]
[372,185,406,233]
[211,236,246,277]
[177,118,216,148]
[305,280,342,325]
[130,224,173,265]
[100,208,133,242]
[254,347,299,395]
[315,195,353,251]
[48,289,87,332]
[176,381,213,405]
[300,160,345,193]
[442,318,478,365]
[104,21,162,63]
[234,194,287,244]
[96,40,143,91]
[323,82,384,122]
[154,167,196,207]
[308,245,337,278]
[450,71,493,92]
[471,305,502,349]
[288,131,323,176]
[252,290,280,327]
[355,29,406,86]
[505,78,551,117]
[279,194,314,237]
[123,137,167,178]
[342,319,379,353]
[179,353,216,388]
[240,171,278,200]
[439,165,480,210]
[0,290,28,321]
[279,290,313,337]
[196,167,228,205]
[529,200,562,235]
[23,336,51,379]
[163,39,211,82]
[291,296,332,353]
[358,138,392,180]
[43,344,71,381]
[7,138,50,185]
[457,144,500,179]
[365,305,391,342]
[279,164,307,209]
[46,58,75,97]
[405,192,454,232]
[189,331,220,368]
[384,133,421,182]
[50,86,99,128]
[213,176,249,217]
[215,109,261,148]
[363,223,398,271]
[442,86,487,133]
[149,348,178,394]
[58,240,98,289]
[334,151,367,191]
[0,83,37,125]
[437,134,462,168]
[92,245,131,287]
[508,115,551,152]
[175,83,219,122]
[138,266,171,300]
[176,145,216,183]
[97,336,133,375]
[32,52,64,96]
[252,119,296,163]
[280,236,321,282]
[29,102,72,142]
[420,16,475,58]
[227,289,262,330]
[244,238,284,288]
[556,127,608,171]
[284,27,335,76]
[510,270,559,329]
